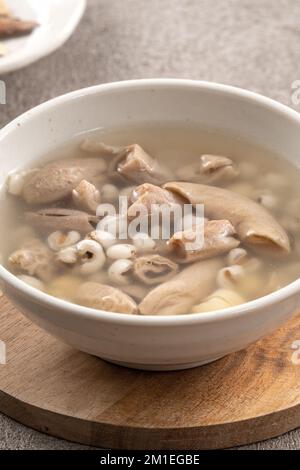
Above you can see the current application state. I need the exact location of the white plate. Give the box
[0,0,86,75]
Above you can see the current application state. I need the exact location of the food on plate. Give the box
[0,16,38,38]
[0,0,10,16]
[0,0,38,56]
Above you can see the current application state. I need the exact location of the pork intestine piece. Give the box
[164,182,290,255]
[176,154,239,184]
[133,254,178,285]
[139,258,223,315]
[25,208,98,234]
[169,220,240,263]
[109,144,174,185]
[22,158,107,205]
[75,282,138,314]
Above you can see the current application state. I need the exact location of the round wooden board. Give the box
[1,295,300,450]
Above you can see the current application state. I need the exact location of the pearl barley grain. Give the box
[48,231,81,251]
[88,230,116,249]
[108,259,133,285]
[132,233,156,253]
[107,244,136,260]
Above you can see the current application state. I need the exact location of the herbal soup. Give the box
[2,125,300,315]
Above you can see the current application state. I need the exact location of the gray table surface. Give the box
[0,0,300,450]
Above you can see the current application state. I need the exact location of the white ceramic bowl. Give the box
[1,79,300,371]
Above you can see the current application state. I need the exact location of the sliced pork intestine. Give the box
[133,254,179,285]
[22,158,107,205]
[109,144,174,185]
[139,258,223,315]
[25,208,99,235]
[9,238,56,281]
[75,282,138,314]
[168,220,240,263]
[176,154,239,184]
[164,182,290,255]
[128,183,186,219]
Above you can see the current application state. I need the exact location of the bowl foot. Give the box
[104,354,225,371]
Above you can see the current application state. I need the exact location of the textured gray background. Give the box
[0,0,300,450]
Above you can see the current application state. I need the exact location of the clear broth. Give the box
[2,123,300,313]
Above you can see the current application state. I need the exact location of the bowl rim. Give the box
[1,78,300,326]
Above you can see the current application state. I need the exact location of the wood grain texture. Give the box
[0,295,300,450]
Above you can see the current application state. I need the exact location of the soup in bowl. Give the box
[0,79,299,370]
